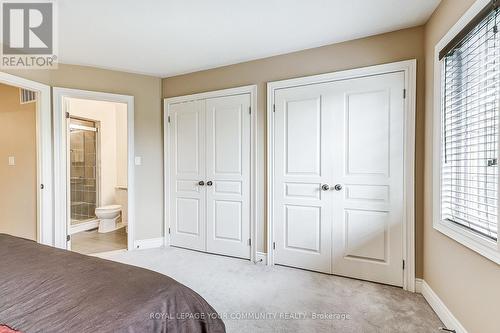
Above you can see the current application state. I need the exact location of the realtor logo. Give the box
[1,1,57,68]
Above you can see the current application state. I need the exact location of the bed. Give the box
[0,234,225,333]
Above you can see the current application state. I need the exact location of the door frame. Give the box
[0,72,52,245]
[53,87,135,251]
[267,60,417,291]
[163,85,258,262]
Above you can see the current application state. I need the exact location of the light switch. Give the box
[8,156,15,166]
[135,156,142,165]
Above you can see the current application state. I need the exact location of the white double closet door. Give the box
[273,72,405,286]
[168,93,251,259]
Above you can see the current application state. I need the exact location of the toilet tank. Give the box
[115,186,128,224]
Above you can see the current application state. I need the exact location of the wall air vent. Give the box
[19,88,37,104]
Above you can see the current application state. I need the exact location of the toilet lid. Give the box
[96,204,121,211]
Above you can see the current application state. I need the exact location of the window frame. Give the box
[433,0,500,264]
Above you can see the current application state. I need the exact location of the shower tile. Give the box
[84,167,94,179]
[83,191,93,203]
[89,204,96,216]
[73,166,84,178]
[81,205,88,217]
[70,135,83,149]
[85,142,95,153]
[86,153,96,165]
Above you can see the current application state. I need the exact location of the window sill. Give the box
[433,220,500,265]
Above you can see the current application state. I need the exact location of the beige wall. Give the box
[163,26,426,276]
[2,64,163,241]
[424,1,500,332]
[0,83,37,240]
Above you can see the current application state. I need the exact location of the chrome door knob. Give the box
[206,181,213,186]
[334,184,343,191]
[198,181,205,186]
[321,184,330,191]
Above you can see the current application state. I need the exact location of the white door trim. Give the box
[52,88,135,251]
[0,72,52,245]
[164,85,258,262]
[267,60,417,291]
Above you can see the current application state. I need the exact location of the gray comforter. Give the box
[0,234,225,333]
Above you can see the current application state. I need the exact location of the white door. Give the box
[205,94,251,259]
[168,94,252,259]
[330,72,404,286]
[169,100,206,251]
[273,85,335,273]
[273,72,405,286]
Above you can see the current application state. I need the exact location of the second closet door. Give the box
[205,94,251,259]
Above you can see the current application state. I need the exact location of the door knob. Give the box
[198,181,205,186]
[334,184,343,191]
[321,184,330,191]
[206,181,213,186]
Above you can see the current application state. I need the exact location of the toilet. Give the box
[95,205,122,233]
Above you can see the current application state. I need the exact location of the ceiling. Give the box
[58,0,441,77]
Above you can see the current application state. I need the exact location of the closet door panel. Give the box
[331,72,405,287]
[205,94,251,259]
[273,84,334,274]
[169,100,206,251]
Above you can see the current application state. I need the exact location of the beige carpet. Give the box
[101,247,442,333]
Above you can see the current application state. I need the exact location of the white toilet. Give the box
[95,205,122,233]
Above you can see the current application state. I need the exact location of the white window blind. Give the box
[441,6,499,241]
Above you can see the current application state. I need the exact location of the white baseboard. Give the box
[255,252,267,265]
[133,237,164,250]
[420,280,468,333]
[415,278,423,293]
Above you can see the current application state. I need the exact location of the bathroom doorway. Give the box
[53,88,134,254]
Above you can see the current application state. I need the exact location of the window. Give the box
[435,0,500,263]
[441,4,499,241]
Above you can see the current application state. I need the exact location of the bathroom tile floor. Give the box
[71,227,127,254]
